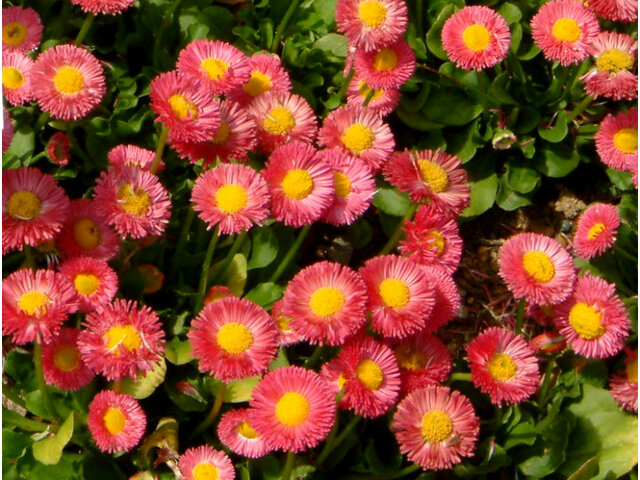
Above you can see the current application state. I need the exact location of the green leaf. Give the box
[535,144,580,178]
[3,429,32,460]
[372,187,410,217]
[518,415,570,477]
[567,456,600,480]
[538,112,569,143]
[497,2,522,24]
[218,253,247,296]
[224,376,261,403]
[5,125,34,161]
[425,4,456,60]
[118,358,166,399]
[291,465,316,479]
[447,119,484,163]
[503,158,540,194]
[606,168,634,191]
[496,179,533,211]
[460,159,499,218]
[314,33,347,57]
[577,359,609,388]
[248,227,279,270]
[422,86,483,126]
[503,422,537,450]
[32,413,74,465]
[244,282,285,308]
[165,338,194,365]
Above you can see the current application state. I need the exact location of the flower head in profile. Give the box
[47,132,71,167]
[588,0,637,23]
[217,409,270,459]
[354,39,416,90]
[108,145,156,171]
[42,328,95,391]
[595,108,637,171]
[2,7,43,53]
[178,446,236,480]
[335,0,408,51]
[573,203,620,259]
[88,390,147,453]
[2,51,33,106]
[610,349,638,413]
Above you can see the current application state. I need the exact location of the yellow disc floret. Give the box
[569,302,605,340]
[421,410,453,443]
[3,22,27,47]
[358,0,387,28]
[243,71,272,96]
[341,123,375,155]
[215,184,249,214]
[522,251,555,283]
[373,48,398,71]
[104,325,142,354]
[7,190,41,220]
[358,80,384,101]
[282,169,314,200]
[193,462,219,480]
[356,359,384,390]
[103,407,127,435]
[487,352,517,381]
[425,230,446,256]
[552,18,581,43]
[3,67,25,90]
[201,58,229,81]
[418,160,449,193]
[309,286,345,317]
[596,49,634,74]
[462,24,491,52]
[263,106,295,135]
[378,278,410,309]
[333,172,352,198]
[236,421,259,439]
[613,128,638,154]
[53,345,81,372]
[54,66,84,95]
[587,222,606,241]
[74,273,101,296]
[73,218,102,250]
[168,94,198,120]
[626,358,638,383]
[394,344,428,370]
[212,120,230,145]
[275,392,310,426]
[18,290,49,316]
[117,183,150,217]
[216,322,254,354]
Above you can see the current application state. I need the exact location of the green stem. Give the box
[170,207,196,281]
[476,70,489,120]
[613,244,637,263]
[378,204,417,255]
[195,226,220,313]
[20,244,35,269]
[304,346,324,369]
[34,342,57,420]
[2,385,27,409]
[337,66,355,103]
[377,464,421,480]
[208,230,247,283]
[2,411,50,432]
[150,126,170,175]
[280,451,296,480]
[362,88,376,107]
[450,372,472,382]
[270,0,302,52]
[190,383,226,439]
[315,415,360,466]
[29,151,49,165]
[415,0,423,38]
[538,355,557,406]
[566,95,593,122]
[269,225,312,283]
[515,297,526,335]
[34,112,50,133]
[73,13,95,46]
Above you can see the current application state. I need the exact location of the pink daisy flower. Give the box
[346,75,401,117]
[205,285,236,305]
[399,203,463,273]
[595,108,638,171]
[248,91,317,153]
[530,0,600,66]
[555,273,630,359]
[41,328,95,391]
[217,408,270,459]
[2,269,77,345]
[3,108,14,153]
[390,332,452,397]
[610,350,638,413]
[31,45,106,121]
[177,40,250,95]
[441,6,511,71]
[56,198,121,262]
[250,366,336,453]
[354,39,416,90]
[498,232,576,305]
[88,390,147,453]
[228,53,292,105]
[319,148,376,226]
[108,144,156,171]
[78,299,166,380]
[149,71,221,143]
[335,0,408,51]
[191,163,270,235]
[421,265,461,333]
[325,335,401,418]
[281,261,368,346]
[57,257,118,313]
[573,203,620,259]
[271,298,304,347]
[3,167,70,255]
[467,327,541,406]
[588,0,637,22]
[582,32,638,102]
[178,446,236,480]
[262,141,335,227]
[3,51,33,106]
[2,7,43,53]
[47,132,71,167]
[187,297,279,382]
[359,255,436,339]
[318,105,395,172]
[392,385,480,471]
[70,0,134,15]
[171,99,258,166]
[383,149,470,215]
[93,165,171,239]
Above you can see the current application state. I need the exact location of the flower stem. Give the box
[280,451,296,480]
[566,95,593,122]
[3,411,50,432]
[336,66,355,104]
[315,415,360,466]
[269,225,312,283]
[34,341,57,420]
[73,13,95,46]
[362,88,376,107]
[450,372,472,382]
[538,355,557,406]
[304,346,324,369]
[378,203,417,256]
[515,297,526,335]
[195,226,220,313]
[378,464,420,479]
[476,70,489,120]
[208,230,247,283]
[270,0,302,52]
[34,112,51,133]
[190,382,226,439]
[150,126,170,175]
[169,207,196,281]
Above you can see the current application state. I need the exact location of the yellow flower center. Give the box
[569,302,605,340]
[596,49,634,74]
[215,184,248,214]
[243,71,272,96]
[74,273,101,296]
[275,392,310,426]
[358,0,387,28]
[103,407,126,435]
[282,169,314,200]
[193,463,219,480]
[3,22,27,46]
[236,421,258,439]
[168,94,198,120]
[212,120,230,145]
[418,160,449,193]
[487,352,517,381]
[587,222,606,241]
[356,359,384,390]
[421,410,453,443]
[394,344,427,370]
[200,58,229,81]
[309,286,345,317]
[276,313,293,332]
[341,123,375,155]
[53,345,80,372]
[7,190,41,220]
[521,251,555,283]
[373,48,398,71]
[216,322,254,354]
[613,128,638,154]
[378,278,410,309]
[358,80,384,101]
[104,325,142,354]
[18,290,49,316]
[117,183,150,217]
[462,24,491,52]
[337,372,348,389]
[53,66,84,95]
[333,172,352,198]
[626,358,637,383]
[263,106,296,135]
[552,18,581,42]
[73,218,102,250]
[425,230,446,255]
[2,67,25,90]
